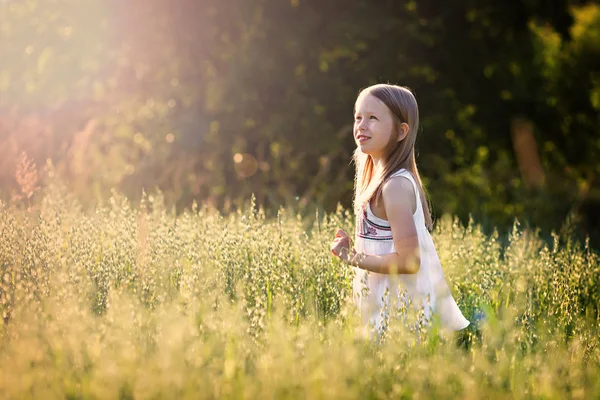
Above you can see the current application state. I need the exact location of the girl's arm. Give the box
[343,176,420,274]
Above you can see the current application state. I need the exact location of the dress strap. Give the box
[388,169,418,197]
[387,169,422,215]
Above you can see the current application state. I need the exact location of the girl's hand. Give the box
[330,229,351,259]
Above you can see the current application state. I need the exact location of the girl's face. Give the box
[353,94,397,160]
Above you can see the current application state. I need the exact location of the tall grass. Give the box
[0,180,599,399]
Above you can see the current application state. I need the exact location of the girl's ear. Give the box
[397,122,409,142]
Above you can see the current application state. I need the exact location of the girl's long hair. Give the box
[352,84,433,230]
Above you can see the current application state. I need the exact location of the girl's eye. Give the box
[370,116,377,120]
[355,116,362,121]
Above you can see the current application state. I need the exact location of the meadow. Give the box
[0,179,599,399]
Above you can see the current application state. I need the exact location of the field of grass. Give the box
[1,183,599,399]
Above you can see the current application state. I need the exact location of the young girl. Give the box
[330,84,470,333]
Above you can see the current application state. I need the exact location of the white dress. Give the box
[352,168,470,332]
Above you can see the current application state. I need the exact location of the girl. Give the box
[330,84,470,333]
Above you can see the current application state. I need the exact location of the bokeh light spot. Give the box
[259,161,270,172]
[234,153,258,178]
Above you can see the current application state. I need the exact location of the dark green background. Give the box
[1,0,599,243]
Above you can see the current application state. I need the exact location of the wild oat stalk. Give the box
[0,180,598,399]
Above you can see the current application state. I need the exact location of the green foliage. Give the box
[0,185,599,398]
[1,1,599,241]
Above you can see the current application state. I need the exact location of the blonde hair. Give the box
[352,84,433,230]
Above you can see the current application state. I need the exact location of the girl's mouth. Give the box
[357,135,370,143]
